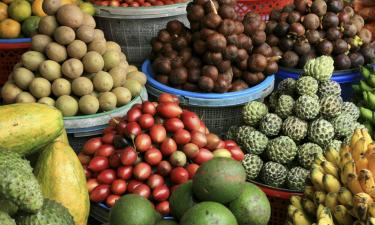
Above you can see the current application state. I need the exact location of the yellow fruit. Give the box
[79,2,95,16]
[0,18,20,38]
[0,2,8,21]
[7,0,31,22]
[32,0,47,17]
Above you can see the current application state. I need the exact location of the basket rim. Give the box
[250,180,303,199]
[0,38,32,44]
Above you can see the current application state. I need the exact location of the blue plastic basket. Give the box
[0,38,32,44]
[142,60,275,134]
[276,67,360,101]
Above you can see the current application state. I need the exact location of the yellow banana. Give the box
[311,163,325,173]
[341,160,356,185]
[353,220,366,225]
[311,168,325,191]
[365,148,375,177]
[340,145,352,160]
[361,128,373,146]
[332,205,354,225]
[288,205,299,219]
[317,217,334,225]
[347,173,365,194]
[304,186,315,201]
[321,161,339,178]
[325,192,338,210]
[302,198,317,216]
[314,191,327,206]
[323,174,341,193]
[368,217,375,225]
[352,129,364,149]
[353,193,373,220]
[353,138,368,162]
[340,153,353,174]
[325,147,340,167]
[353,202,369,221]
[369,202,375,218]
[291,195,304,211]
[292,209,312,225]
[337,187,353,207]
[317,207,334,225]
[314,153,326,165]
[358,169,375,198]
[356,156,369,175]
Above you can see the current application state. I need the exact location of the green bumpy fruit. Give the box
[286,167,309,191]
[332,113,355,138]
[297,143,323,169]
[237,130,268,155]
[242,101,268,126]
[296,76,318,96]
[259,113,282,137]
[320,95,343,118]
[226,125,239,140]
[0,152,43,213]
[303,55,334,81]
[0,199,18,216]
[260,162,287,188]
[341,102,360,121]
[242,154,263,181]
[326,140,342,151]
[0,211,16,225]
[295,95,320,120]
[318,80,341,97]
[266,136,297,164]
[268,91,279,111]
[17,199,74,225]
[275,95,295,119]
[277,78,296,96]
[282,116,308,141]
[308,119,335,147]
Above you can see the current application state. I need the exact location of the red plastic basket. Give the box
[0,39,32,85]
[235,0,294,20]
[251,181,303,225]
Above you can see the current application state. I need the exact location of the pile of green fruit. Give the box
[227,55,363,191]
[1,0,147,116]
[109,158,271,225]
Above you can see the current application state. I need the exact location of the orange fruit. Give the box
[0,2,7,21]
[32,0,46,17]
[8,0,31,22]
[0,18,21,38]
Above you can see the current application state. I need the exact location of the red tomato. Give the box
[156,201,170,215]
[144,148,163,166]
[170,167,189,184]
[106,194,120,207]
[216,140,226,149]
[164,118,184,132]
[183,143,199,159]
[152,185,170,202]
[224,140,237,148]
[110,0,120,6]
[142,2,151,6]
[109,153,121,168]
[102,133,115,144]
[135,134,152,152]
[190,131,207,148]
[138,114,155,129]
[133,162,152,181]
[147,174,165,189]
[160,138,177,156]
[142,101,156,115]
[84,166,92,179]
[169,151,187,167]
[116,121,127,135]
[120,147,137,166]
[132,103,142,110]
[186,164,199,179]
[124,122,142,139]
[117,166,133,180]
[87,178,99,193]
[95,144,115,157]
[90,184,110,202]
[194,149,214,165]
[181,111,201,131]
[157,102,182,119]
[137,0,145,5]
[121,2,128,6]
[150,124,167,143]
[97,169,116,184]
[78,152,91,165]
[205,133,221,150]
[99,1,109,6]
[129,2,139,6]
[127,108,142,122]
[133,184,151,198]
[83,137,102,155]
[157,161,172,176]
[158,93,179,104]
[127,180,142,193]
[173,129,191,145]
[164,0,173,4]
[197,121,207,134]
[111,179,127,195]
[88,156,109,172]
[103,126,115,135]
[228,146,245,161]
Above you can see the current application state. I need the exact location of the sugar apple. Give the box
[341,102,360,120]
[296,76,318,96]
[243,101,268,126]
[237,130,268,155]
[320,95,343,118]
[282,116,308,141]
[259,113,282,137]
[297,143,323,169]
[318,80,341,97]
[275,95,295,119]
[0,211,16,225]
[235,125,255,143]
[326,139,342,151]
[266,136,297,164]
[308,119,335,147]
[268,91,279,111]
[242,154,263,181]
[286,167,309,191]
[260,162,288,188]
[303,55,334,81]
[353,122,366,130]
[277,78,296,96]
[226,125,239,140]
[0,199,18,216]
[332,113,355,138]
[295,95,320,120]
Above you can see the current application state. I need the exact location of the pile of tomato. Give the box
[92,0,187,8]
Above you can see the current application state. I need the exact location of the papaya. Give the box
[55,129,69,145]
[0,103,63,156]
[34,141,89,225]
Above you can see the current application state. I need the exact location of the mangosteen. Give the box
[167,20,184,35]
[266,34,279,47]
[185,57,202,68]
[323,12,339,29]
[326,27,342,41]
[290,22,305,36]
[218,0,236,5]
[203,13,222,29]
[201,65,219,81]
[338,11,350,24]
[232,67,242,78]
[349,52,365,68]
[156,75,169,84]
[193,40,207,55]
[172,37,188,51]
[152,40,163,53]
[272,46,283,57]
[195,0,208,5]
[192,32,201,42]
[359,28,373,44]
[279,12,290,22]
[237,34,252,50]
[266,21,278,34]
[319,30,327,39]
[274,21,290,37]
[233,21,244,34]
[214,76,231,93]
[169,67,188,85]
[243,12,261,24]
[333,39,349,54]
[361,44,375,63]
[203,52,223,65]
[279,37,294,51]
[311,0,327,16]
[280,51,299,68]
[190,22,201,31]
[230,79,249,91]
[218,5,236,19]
[179,48,192,63]
[306,30,321,44]
[171,57,184,69]
[243,19,261,35]
[294,40,311,55]
[207,33,227,52]
[200,28,216,40]
[237,49,249,62]
[343,6,354,17]
[238,59,248,70]
[204,0,219,14]
[224,45,239,61]
[294,0,308,14]
[165,50,178,59]
[287,11,301,24]
[158,29,171,43]
[243,72,264,86]
[188,68,201,83]
[318,40,334,55]
[351,15,365,32]
[187,4,205,22]
[264,61,279,75]
[254,43,273,57]
[334,54,351,70]
[252,31,266,46]
[343,23,358,37]
[327,0,344,13]
[153,58,171,74]
[303,14,320,30]
[248,54,267,72]
[227,34,239,46]
[282,4,295,13]
[217,60,232,72]
[270,10,281,21]
[198,76,215,92]
[218,19,236,36]
[183,83,199,92]
[298,51,317,68]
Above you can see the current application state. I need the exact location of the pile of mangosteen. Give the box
[149,0,279,93]
[266,0,375,70]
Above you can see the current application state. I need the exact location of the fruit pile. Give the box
[109,158,271,225]
[227,55,362,191]
[287,128,375,225]
[1,1,146,116]
[266,0,375,70]
[91,0,187,7]
[79,93,245,214]
[150,0,279,93]
[0,103,89,225]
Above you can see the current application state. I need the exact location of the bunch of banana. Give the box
[286,128,375,225]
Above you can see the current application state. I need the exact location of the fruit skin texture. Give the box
[0,210,16,225]
[242,154,263,181]
[275,95,294,119]
[303,55,334,81]
[259,113,282,137]
[318,80,341,97]
[282,116,308,142]
[331,113,355,138]
[296,76,318,96]
[260,161,287,188]
[266,136,297,164]
[228,182,271,225]
[277,78,296,96]
[308,119,335,147]
[286,167,309,191]
[109,194,156,225]
[0,103,64,156]
[320,95,343,118]
[34,141,90,225]
[0,151,43,213]
[180,202,238,225]
[341,102,359,120]
[169,181,197,220]
[16,199,75,225]
[295,95,320,120]
[0,198,18,216]
[237,130,268,155]
[297,143,323,169]
[192,158,246,204]
[242,101,268,126]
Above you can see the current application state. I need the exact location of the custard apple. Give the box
[237,130,268,155]
[286,167,309,191]
[259,113,282,137]
[332,113,355,138]
[243,101,268,126]
[282,116,308,141]
[341,102,360,120]
[0,211,15,225]
[296,76,318,96]
[308,119,335,147]
[326,140,342,151]
[236,126,255,143]
[275,95,295,119]
[260,162,288,188]
[297,143,323,169]
[318,80,341,97]
[353,122,366,130]
[226,125,239,140]
[320,95,343,118]
[303,55,334,81]
[295,95,320,120]
[242,154,263,181]
[277,78,296,96]
[268,91,280,111]
[266,136,297,164]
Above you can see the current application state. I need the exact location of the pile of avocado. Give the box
[109,158,271,225]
